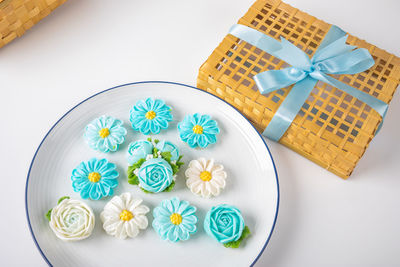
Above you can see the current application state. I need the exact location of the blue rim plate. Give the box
[25,81,279,266]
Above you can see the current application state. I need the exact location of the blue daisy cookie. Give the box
[84,115,127,153]
[152,197,197,242]
[129,98,173,135]
[177,113,220,148]
[71,158,119,200]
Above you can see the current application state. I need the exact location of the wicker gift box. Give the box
[0,0,66,49]
[198,0,400,178]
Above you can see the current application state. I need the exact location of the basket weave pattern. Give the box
[198,0,400,178]
[0,0,66,48]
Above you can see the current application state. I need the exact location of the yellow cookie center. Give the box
[192,125,203,134]
[120,209,134,221]
[200,171,212,181]
[170,213,182,225]
[88,172,101,183]
[98,128,110,138]
[145,110,157,120]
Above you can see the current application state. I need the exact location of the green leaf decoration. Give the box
[57,196,70,204]
[223,226,251,248]
[140,187,154,194]
[154,139,159,144]
[132,158,147,170]
[127,158,146,185]
[176,155,185,167]
[45,208,52,221]
[160,151,172,162]
[147,137,152,142]
[171,164,179,175]
[127,165,136,179]
[153,147,159,158]
[163,180,175,192]
[128,174,139,185]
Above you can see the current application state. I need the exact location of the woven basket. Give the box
[198,0,400,178]
[0,0,66,49]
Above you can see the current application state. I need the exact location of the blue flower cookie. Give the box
[178,113,220,148]
[84,115,127,153]
[153,197,197,242]
[204,204,250,248]
[71,158,119,200]
[129,98,173,135]
[126,138,184,193]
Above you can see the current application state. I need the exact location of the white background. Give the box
[0,0,399,266]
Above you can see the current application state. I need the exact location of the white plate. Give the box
[25,81,279,267]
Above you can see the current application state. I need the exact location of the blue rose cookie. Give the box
[178,113,220,148]
[204,204,250,248]
[127,140,153,165]
[126,138,184,193]
[152,197,197,242]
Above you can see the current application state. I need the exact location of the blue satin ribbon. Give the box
[229,24,388,141]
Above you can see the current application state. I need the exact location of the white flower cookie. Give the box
[185,158,227,198]
[100,192,150,239]
[48,197,95,241]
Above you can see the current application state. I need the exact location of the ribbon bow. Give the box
[229,24,388,141]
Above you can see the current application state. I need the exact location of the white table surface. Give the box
[1,0,399,266]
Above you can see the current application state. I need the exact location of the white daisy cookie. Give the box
[185,158,227,198]
[100,192,150,239]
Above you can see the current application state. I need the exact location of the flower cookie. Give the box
[71,158,119,200]
[126,138,184,193]
[84,115,127,152]
[46,196,95,241]
[185,158,227,198]
[129,98,173,135]
[204,204,250,248]
[178,113,220,148]
[100,193,150,239]
[152,197,197,242]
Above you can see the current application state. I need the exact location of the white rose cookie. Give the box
[185,158,227,198]
[47,197,95,241]
[100,192,150,239]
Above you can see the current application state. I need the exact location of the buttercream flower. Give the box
[138,158,173,193]
[46,197,95,241]
[71,158,119,200]
[100,193,150,239]
[152,197,197,242]
[155,140,180,161]
[127,140,153,165]
[185,158,227,198]
[177,113,220,148]
[84,115,127,152]
[204,204,250,248]
[130,98,173,135]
